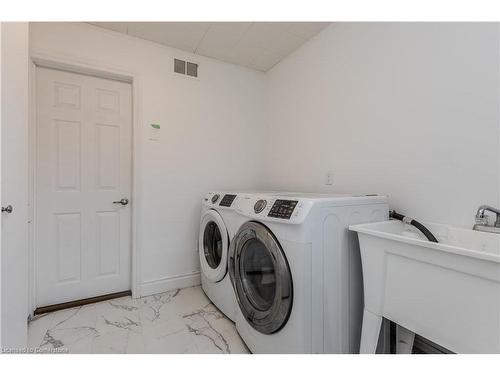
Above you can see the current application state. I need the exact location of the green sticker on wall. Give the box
[151,124,160,129]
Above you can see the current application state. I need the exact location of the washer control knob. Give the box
[254,199,267,214]
[211,194,220,204]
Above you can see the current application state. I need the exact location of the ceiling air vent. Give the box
[174,58,198,78]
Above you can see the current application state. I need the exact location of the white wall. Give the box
[30,23,267,295]
[265,23,500,227]
[1,22,30,348]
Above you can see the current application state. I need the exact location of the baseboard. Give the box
[139,271,201,297]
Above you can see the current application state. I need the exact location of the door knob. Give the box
[1,205,13,213]
[113,198,129,206]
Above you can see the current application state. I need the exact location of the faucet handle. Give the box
[475,213,489,226]
[495,215,500,228]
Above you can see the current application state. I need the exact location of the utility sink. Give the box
[349,220,500,354]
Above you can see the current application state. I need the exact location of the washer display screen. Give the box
[219,194,237,207]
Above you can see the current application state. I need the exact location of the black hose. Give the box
[389,210,438,243]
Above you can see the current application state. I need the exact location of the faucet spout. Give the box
[475,205,500,228]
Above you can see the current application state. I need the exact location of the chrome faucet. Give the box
[473,205,500,233]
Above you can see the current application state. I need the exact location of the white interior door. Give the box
[1,22,29,348]
[35,67,132,307]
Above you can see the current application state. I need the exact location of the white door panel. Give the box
[1,22,29,347]
[36,67,132,306]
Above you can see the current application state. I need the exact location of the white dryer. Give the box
[229,192,388,353]
[199,192,242,321]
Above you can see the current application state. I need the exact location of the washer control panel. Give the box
[267,199,298,220]
[219,194,237,207]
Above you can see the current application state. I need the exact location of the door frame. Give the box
[28,52,142,316]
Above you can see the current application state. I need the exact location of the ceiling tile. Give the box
[251,49,284,71]
[126,22,211,52]
[88,22,128,33]
[225,39,263,70]
[286,22,331,39]
[195,22,252,59]
[239,23,305,56]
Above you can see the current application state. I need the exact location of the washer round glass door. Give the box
[230,221,293,334]
[199,210,229,282]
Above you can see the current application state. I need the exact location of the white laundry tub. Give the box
[349,220,500,354]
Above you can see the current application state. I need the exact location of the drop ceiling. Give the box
[88,22,330,71]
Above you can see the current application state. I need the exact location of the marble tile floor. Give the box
[28,286,249,354]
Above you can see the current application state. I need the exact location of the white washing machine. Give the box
[199,192,244,322]
[229,192,388,353]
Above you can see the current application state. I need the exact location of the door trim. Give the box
[28,52,143,316]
